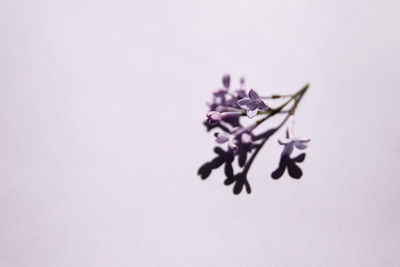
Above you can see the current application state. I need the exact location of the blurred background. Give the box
[0,0,399,266]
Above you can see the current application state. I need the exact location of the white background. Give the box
[1,0,399,266]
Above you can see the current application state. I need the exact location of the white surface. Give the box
[0,0,399,266]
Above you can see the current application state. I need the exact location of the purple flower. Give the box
[214,132,238,152]
[278,137,310,156]
[206,111,243,125]
[214,128,254,153]
[207,74,232,110]
[206,111,222,125]
[240,132,252,144]
[233,76,247,99]
[278,115,310,156]
[237,89,269,118]
[213,74,230,97]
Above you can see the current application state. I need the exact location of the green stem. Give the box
[258,83,309,116]
[260,94,292,99]
[243,114,291,174]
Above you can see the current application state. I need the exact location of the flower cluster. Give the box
[198,74,311,194]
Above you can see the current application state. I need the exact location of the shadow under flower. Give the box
[197,146,251,195]
[198,124,284,195]
[271,153,306,179]
[198,147,233,181]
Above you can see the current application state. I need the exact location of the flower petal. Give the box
[247,108,258,118]
[206,119,218,126]
[206,111,222,121]
[294,141,308,150]
[278,138,292,145]
[228,140,239,153]
[214,132,229,143]
[287,115,295,138]
[237,98,251,108]
[222,74,230,89]
[213,88,228,98]
[294,137,311,143]
[247,102,257,110]
[249,89,259,101]
[241,133,252,144]
[257,100,268,110]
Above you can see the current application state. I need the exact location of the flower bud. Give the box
[206,111,222,125]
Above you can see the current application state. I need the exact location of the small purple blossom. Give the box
[222,74,230,88]
[241,132,252,144]
[206,111,243,125]
[278,115,310,156]
[213,88,228,98]
[233,76,247,99]
[214,127,254,153]
[278,137,310,156]
[237,89,269,118]
[214,132,238,152]
[206,111,222,125]
[212,74,231,99]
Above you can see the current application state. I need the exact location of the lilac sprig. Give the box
[278,115,310,156]
[199,74,310,194]
[237,89,269,118]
